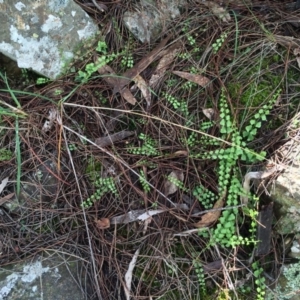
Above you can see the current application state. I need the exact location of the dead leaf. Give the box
[172,71,210,87]
[111,209,165,224]
[202,108,215,120]
[0,193,14,206]
[95,60,137,105]
[95,130,135,147]
[0,177,8,194]
[95,36,174,105]
[173,150,188,157]
[133,75,151,107]
[124,248,140,300]
[202,260,223,274]
[120,89,137,105]
[273,35,300,50]
[149,42,181,88]
[241,166,283,205]
[294,48,300,69]
[42,108,58,132]
[91,0,107,12]
[113,34,172,94]
[95,218,110,229]
[164,171,184,196]
[203,1,231,22]
[193,193,225,228]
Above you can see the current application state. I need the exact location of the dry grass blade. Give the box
[272,34,300,49]
[91,0,107,12]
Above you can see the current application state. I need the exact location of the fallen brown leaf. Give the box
[95,59,137,105]
[0,177,8,194]
[133,75,151,107]
[193,192,225,228]
[173,150,188,157]
[95,218,110,229]
[172,71,210,87]
[95,131,135,147]
[113,34,172,94]
[0,193,14,206]
[202,108,215,120]
[164,171,184,196]
[149,42,181,88]
[203,1,231,22]
[294,48,300,68]
[121,89,137,105]
[273,34,300,50]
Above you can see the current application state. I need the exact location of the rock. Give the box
[0,252,87,300]
[3,158,59,213]
[123,0,186,43]
[273,260,300,300]
[269,113,300,235]
[0,0,99,79]
[289,240,300,258]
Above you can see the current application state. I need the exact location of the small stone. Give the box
[0,0,99,79]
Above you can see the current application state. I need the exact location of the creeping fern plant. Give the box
[139,169,151,194]
[199,88,281,247]
[127,133,160,156]
[193,258,207,298]
[76,40,118,83]
[252,261,266,300]
[82,176,118,208]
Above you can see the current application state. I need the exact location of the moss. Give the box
[0,148,13,161]
[228,53,282,108]
[85,156,102,182]
[227,82,242,101]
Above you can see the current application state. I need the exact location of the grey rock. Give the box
[123,0,186,43]
[3,158,59,213]
[270,260,300,300]
[0,252,87,300]
[0,0,99,79]
[269,113,300,235]
[289,240,300,258]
